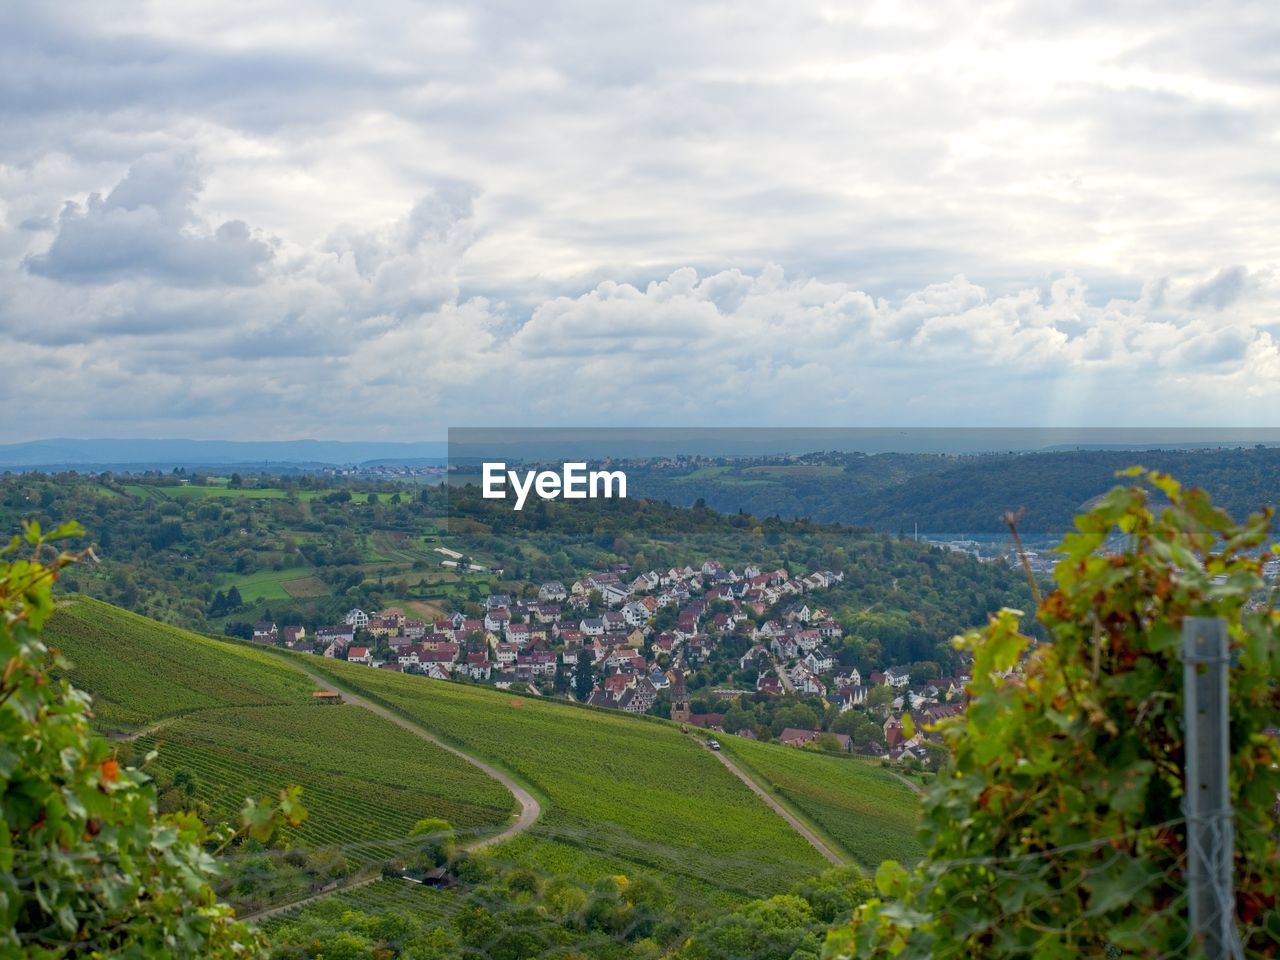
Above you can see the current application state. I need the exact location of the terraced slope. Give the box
[45,599,515,867]
[716,736,924,870]
[46,598,313,732]
[45,599,922,921]
[302,657,832,901]
[134,704,513,861]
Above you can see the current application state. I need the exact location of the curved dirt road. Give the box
[292,664,541,850]
[705,746,844,866]
[241,663,540,922]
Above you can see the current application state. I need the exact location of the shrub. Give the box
[825,471,1280,958]
[0,520,306,957]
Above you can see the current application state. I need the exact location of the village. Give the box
[250,559,969,765]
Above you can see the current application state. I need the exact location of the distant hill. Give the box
[0,437,447,470]
[629,446,1280,533]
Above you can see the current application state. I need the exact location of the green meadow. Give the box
[716,735,925,871]
[304,658,845,902]
[46,599,514,869]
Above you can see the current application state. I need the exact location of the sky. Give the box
[1,0,1278,440]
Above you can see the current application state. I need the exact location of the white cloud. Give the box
[0,1,1277,438]
[24,154,275,286]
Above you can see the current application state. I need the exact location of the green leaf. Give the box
[874,860,909,899]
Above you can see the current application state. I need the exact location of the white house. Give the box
[344,608,370,629]
[835,667,863,688]
[538,582,568,601]
[464,653,492,680]
[804,646,836,673]
[621,601,650,628]
[884,667,911,688]
[770,636,800,660]
[601,582,632,607]
[789,663,827,697]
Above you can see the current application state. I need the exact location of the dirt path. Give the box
[104,705,223,742]
[243,874,381,923]
[290,664,541,850]
[240,662,541,923]
[705,746,844,866]
[888,770,925,796]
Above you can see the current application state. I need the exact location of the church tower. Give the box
[670,666,691,723]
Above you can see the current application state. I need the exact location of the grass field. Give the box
[716,737,924,870]
[405,599,450,620]
[47,599,921,925]
[216,565,318,602]
[47,599,516,870]
[280,575,329,598]
[299,658,832,901]
[136,704,513,863]
[120,483,396,502]
[742,464,846,478]
[47,598,316,732]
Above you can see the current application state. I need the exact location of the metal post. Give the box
[1183,616,1237,959]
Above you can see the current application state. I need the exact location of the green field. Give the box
[300,658,834,901]
[47,599,515,875]
[166,485,292,499]
[742,464,846,478]
[717,736,924,870]
[47,598,316,731]
[136,704,513,862]
[47,598,923,924]
[120,483,397,502]
[217,564,318,602]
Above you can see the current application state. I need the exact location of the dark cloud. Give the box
[24,154,274,286]
[1186,265,1250,310]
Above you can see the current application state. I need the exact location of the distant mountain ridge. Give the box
[0,438,449,469]
[8,430,1280,471]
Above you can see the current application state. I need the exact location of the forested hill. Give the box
[627,446,1280,533]
[0,475,1031,672]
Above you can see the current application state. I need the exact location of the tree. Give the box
[722,701,753,734]
[553,652,569,694]
[680,894,820,960]
[864,684,894,714]
[771,702,820,736]
[1,520,307,957]
[575,649,595,701]
[826,471,1280,958]
[409,817,455,867]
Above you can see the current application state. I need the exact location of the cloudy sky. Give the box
[2,0,1277,440]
